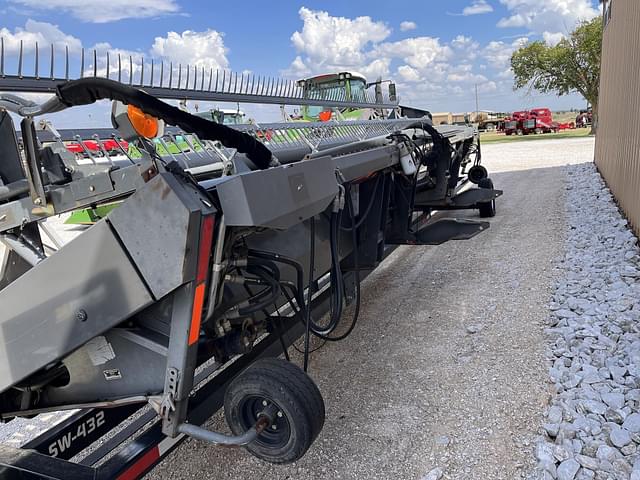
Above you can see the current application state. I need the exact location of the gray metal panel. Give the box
[334,145,400,181]
[0,220,153,393]
[108,173,207,300]
[215,156,338,229]
[43,329,167,406]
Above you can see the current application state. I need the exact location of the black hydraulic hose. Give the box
[55,78,273,169]
[315,186,361,342]
[247,250,307,318]
[245,257,281,283]
[309,210,343,336]
[221,265,281,320]
[303,216,315,372]
[340,175,382,232]
[236,266,281,317]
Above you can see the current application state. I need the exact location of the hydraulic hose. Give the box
[54,78,273,169]
[340,175,382,232]
[221,264,281,321]
[303,216,315,372]
[314,185,362,342]
[247,250,307,319]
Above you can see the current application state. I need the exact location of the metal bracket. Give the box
[415,187,503,210]
[158,367,179,420]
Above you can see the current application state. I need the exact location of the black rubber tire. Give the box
[467,165,488,184]
[478,178,496,218]
[224,358,325,464]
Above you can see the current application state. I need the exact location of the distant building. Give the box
[595,0,640,233]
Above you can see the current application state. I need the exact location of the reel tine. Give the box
[49,43,55,80]
[18,40,23,78]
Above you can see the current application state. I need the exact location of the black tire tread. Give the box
[247,360,325,436]
[478,178,496,218]
[224,358,325,464]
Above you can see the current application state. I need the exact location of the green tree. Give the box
[511,18,603,133]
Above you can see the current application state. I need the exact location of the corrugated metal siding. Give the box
[595,0,640,234]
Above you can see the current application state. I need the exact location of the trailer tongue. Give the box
[0,44,502,478]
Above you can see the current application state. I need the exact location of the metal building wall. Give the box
[595,0,640,233]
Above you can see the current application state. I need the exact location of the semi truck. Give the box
[504,108,559,135]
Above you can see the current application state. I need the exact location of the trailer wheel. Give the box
[468,165,488,184]
[224,358,325,464]
[516,129,523,136]
[478,178,496,218]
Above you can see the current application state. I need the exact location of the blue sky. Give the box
[0,0,600,125]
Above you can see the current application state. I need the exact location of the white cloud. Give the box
[451,35,481,60]
[478,81,497,93]
[9,0,180,23]
[288,7,390,75]
[447,72,488,83]
[0,19,82,54]
[397,65,421,82]
[498,0,599,42]
[463,0,494,15]
[360,58,391,80]
[482,37,528,70]
[399,21,417,32]
[373,37,452,70]
[151,30,229,71]
[542,31,565,46]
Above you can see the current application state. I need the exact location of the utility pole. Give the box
[475,83,479,123]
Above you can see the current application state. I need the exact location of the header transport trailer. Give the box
[0,43,501,478]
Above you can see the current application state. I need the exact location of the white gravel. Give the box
[532,160,640,480]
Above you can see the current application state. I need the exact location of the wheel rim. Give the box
[238,396,291,448]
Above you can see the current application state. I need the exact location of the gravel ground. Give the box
[147,137,596,480]
[531,160,640,480]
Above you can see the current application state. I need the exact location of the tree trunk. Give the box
[589,100,598,136]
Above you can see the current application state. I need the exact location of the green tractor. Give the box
[294,71,394,122]
[195,108,247,125]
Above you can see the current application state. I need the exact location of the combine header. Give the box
[0,42,502,478]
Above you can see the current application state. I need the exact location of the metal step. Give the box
[386,218,489,245]
[415,187,502,210]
